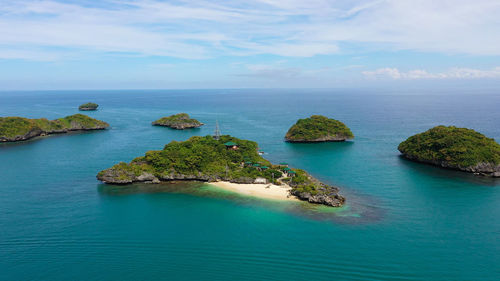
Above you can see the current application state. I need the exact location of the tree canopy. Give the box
[398,125,500,167]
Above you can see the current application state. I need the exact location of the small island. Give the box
[78,102,99,111]
[97,135,345,207]
[0,114,109,142]
[285,115,354,142]
[152,113,204,129]
[398,126,500,177]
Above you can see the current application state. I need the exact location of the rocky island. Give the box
[97,135,345,207]
[285,115,354,142]
[0,114,109,142]
[398,126,500,177]
[152,113,204,129]
[78,102,99,111]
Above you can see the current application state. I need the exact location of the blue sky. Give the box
[1,0,500,90]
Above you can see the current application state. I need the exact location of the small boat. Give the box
[258,151,265,155]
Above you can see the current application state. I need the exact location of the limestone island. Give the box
[398,126,500,177]
[78,102,99,111]
[97,135,345,207]
[152,113,204,130]
[0,114,109,142]
[285,115,354,142]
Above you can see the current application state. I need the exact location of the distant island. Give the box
[398,126,500,177]
[0,114,109,142]
[285,115,354,142]
[97,135,345,207]
[79,102,99,111]
[152,113,204,129]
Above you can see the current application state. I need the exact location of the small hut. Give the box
[224,141,239,150]
[282,167,291,177]
[287,170,296,177]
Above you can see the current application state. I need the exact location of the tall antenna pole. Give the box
[213,119,221,140]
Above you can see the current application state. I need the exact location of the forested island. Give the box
[78,102,99,111]
[0,114,109,142]
[398,126,500,177]
[285,115,354,142]
[152,113,204,129]
[97,135,345,207]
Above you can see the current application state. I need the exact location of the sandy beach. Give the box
[208,181,299,201]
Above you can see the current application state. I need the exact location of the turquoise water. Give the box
[1,89,499,280]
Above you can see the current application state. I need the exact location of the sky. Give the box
[1,0,500,90]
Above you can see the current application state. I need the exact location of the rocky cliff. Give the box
[401,153,500,177]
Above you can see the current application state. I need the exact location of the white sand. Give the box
[208,181,299,201]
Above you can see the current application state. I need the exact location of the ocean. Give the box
[1,89,499,280]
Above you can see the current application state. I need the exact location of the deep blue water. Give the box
[0,89,499,280]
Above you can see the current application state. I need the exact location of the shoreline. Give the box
[208,181,299,202]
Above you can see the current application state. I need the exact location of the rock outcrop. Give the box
[152,113,203,129]
[289,135,350,142]
[78,102,99,111]
[98,168,258,185]
[287,173,345,207]
[291,188,345,207]
[401,153,500,177]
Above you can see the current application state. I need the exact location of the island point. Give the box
[97,134,345,207]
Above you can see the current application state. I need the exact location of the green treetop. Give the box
[285,115,354,142]
[398,125,500,168]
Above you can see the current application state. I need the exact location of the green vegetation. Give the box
[0,117,38,138]
[152,113,203,129]
[98,135,343,203]
[99,135,272,181]
[0,114,109,141]
[398,126,500,168]
[285,115,354,142]
[145,135,268,177]
[56,114,108,129]
[79,102,99,110]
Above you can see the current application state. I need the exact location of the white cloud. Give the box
[362,67,500,80]
[0,0,500,60]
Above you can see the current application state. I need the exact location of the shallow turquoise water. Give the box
[1,89,499,280]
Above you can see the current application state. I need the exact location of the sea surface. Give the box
[1,89,499,280]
